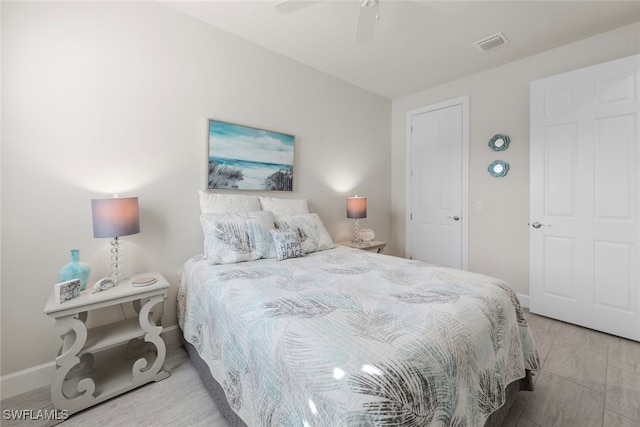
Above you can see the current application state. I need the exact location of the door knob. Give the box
[447,215,460,221]
[531,221,551,228]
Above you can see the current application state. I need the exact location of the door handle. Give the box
[447,215,460,221]
[531,221,551,229]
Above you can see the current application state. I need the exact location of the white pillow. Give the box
[201,210,276,264]
[199,190,260,214]
[259,196,309,217]
[270,228,304,261]
[275,213,334,254]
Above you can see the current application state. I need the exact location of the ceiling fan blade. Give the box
[354,2,377,45]
[275,0,321,14]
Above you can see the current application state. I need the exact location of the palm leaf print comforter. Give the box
[178,246,539,426]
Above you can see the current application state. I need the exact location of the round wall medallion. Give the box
[489,134,510,151]
[488,160,509,177]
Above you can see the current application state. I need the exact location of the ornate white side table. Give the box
[43,272,170,417]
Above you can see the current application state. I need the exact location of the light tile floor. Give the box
[2,310,639,427]
[503,311,640,427]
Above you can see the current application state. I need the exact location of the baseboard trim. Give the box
[162,324,182,348]
[517,293,530,309]
[0,324,181,400]
[0,361,56,401]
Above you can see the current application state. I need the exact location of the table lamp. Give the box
[91,196,140,284]
[346,195,367,244]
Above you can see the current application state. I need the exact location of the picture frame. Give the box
[54,279,81,304]
[207,119,295,191]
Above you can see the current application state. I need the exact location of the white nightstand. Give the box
[43,272,170,417]
[339,240,387,253]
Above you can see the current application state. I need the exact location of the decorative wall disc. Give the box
[488,160,509,177]
[489,134,510,151]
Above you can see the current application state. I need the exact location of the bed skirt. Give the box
[183,338,534,427]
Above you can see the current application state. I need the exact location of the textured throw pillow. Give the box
[201,210,276,264]
[259,196,309,218]
[270,228,304,261]
[275,213,335,254]
[199,190,261,214]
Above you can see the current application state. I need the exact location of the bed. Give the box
[177,193,539,426]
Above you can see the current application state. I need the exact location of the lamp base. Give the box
[351,219,361,245]
[110,236,126,285]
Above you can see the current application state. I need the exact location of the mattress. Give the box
[178,246,539,426]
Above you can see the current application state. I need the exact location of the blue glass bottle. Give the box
[58,249,91,291]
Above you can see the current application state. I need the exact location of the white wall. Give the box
[1,1,391,376]
[391,22,640,297]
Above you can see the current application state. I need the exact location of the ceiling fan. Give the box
[275,0,383,46]
[275,0,463,46]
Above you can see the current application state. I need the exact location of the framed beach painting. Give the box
[207,119,295,191]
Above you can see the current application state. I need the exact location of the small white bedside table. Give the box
[339,240,387,253]
[43,272,170,417]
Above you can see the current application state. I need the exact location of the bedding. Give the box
[178,246,539,426]
[270,228,305,261]
[259,196,309,217]
[201,210,276,264]
[274,213,335,254]
[199,190,261,214]
[182,339,531,427]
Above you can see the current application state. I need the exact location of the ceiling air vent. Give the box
[473,32,509,53]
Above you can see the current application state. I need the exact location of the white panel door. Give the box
[530,54,640,341]
[408,97,467,269]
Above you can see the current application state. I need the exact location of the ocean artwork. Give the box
[208,119,295,191]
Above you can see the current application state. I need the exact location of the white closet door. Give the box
[530,54,640,341]
[408,97,468,269]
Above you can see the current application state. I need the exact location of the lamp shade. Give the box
[346,196,367,219]
[92,197,140,238]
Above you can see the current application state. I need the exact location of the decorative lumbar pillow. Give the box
[275,213,335,254]
[270,228,304,261]
[259,196,309,218]
[200,210,276,264]
[199,190,260,215]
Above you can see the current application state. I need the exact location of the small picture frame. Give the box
[54,279,81,304]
